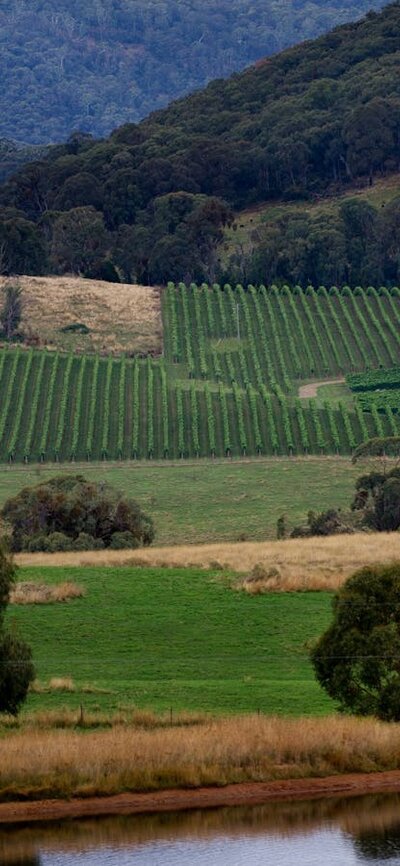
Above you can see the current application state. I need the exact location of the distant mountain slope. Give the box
[1,2,400,287]
[0,0,387,144]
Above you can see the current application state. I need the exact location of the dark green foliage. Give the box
[60,322,90,334]
[348,368,400,392]
[352,465,400,531]
[109,531,140,550]
[0,1,386,147]
[291,508,353,538]
[2,475,155,552]
[0,4,399,282]
[276,514,287,540]
[311,564,400,720]
[352,437,400,462]
[0,542,34,714]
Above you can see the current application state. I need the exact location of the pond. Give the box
[2,792,400,865]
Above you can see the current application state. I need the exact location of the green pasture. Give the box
[0,457,361,544]
[7,566,334,716]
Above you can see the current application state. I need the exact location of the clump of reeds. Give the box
[10,581,86,605]
[1,714,400,801]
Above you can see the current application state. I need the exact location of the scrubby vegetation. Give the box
[2,475,154,552]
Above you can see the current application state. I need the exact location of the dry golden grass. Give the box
[1,714,400,800]
[15,531,400,592]
[1,707,208,731]
[10,581,85,604]
[0,275,162,354]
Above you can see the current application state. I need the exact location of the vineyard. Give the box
[0,283,399,463]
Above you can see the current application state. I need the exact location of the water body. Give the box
[2,793,400,866]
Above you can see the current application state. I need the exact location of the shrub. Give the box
[109,531,140,550]
[46,532,74,552]
[73,532,97,551]
[2,475,154,551]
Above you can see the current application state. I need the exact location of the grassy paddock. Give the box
[0,456,364,544]
[6,565,334,716]
[1,715,400,801]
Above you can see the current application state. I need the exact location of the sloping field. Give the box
[16,532,400,591]
[0,276,162,355]
[0,457,362,544]
[0,283,398,462]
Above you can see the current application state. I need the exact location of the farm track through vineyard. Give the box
[0,283,399,464]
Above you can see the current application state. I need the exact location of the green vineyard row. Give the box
[0,282,398,463]
[164,283,400,390]
[0,348,397,463]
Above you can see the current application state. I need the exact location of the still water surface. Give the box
[3,793,400,866]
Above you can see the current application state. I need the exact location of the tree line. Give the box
[227,196,400,287]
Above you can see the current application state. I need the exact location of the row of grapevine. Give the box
[165,282,399,388]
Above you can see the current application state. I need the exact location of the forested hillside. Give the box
[1,0,387,144]
[1,3,400,286]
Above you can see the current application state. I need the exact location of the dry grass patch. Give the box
[10,581,85,604]
[15,532,400,592]
[1,714,400,800]
[0,707,209,731]
[0,275,162,355]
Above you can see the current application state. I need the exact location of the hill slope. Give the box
[0,0,387,145]
[1,3,400,285]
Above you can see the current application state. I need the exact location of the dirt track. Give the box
[298,378,345,398]
[2,770,400,825]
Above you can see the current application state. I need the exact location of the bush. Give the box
[2,475,154,552]
[60,322,90,334]
[291,509,353,538]
[46,532,74,552]
[109,531,140,550]
[73,532,96,551]
[26,534,50,552]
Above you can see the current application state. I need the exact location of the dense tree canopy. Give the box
[2,475,155,552]
[228,197,400,287]
[0,0,386,145]
[1,3,400,283]
[0,543,35,714]
[312,563,400,721]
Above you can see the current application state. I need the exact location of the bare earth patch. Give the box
[15,532,400,592]
[0,275,162,355]
[298,378,345,398]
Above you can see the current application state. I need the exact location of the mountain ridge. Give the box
[0,0,388,144]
